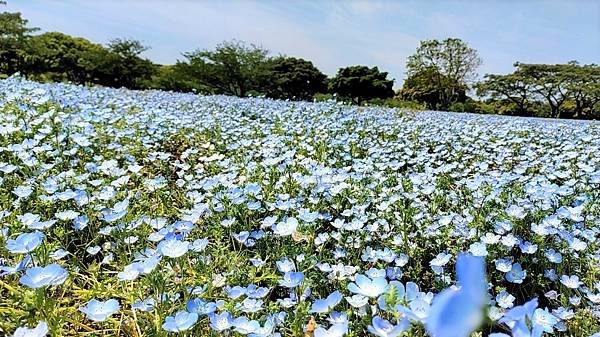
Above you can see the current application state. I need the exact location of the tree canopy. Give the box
[262,56,327,101]
[329,66,394,104]
[0,1,37,75]
[179,40,269,97]
[405,38,481,109]
[477,62,600,119]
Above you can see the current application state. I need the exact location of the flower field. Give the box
[0,76,599,336]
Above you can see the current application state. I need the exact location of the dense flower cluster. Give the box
[0,76,599,336]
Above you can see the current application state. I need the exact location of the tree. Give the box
[400,67,467,110]
[405,38,481,109]
[0,1,38,75]
[262,56,327,101]
[562,62,600,118]
[25,32,103,83]
[477,62,600,119]
[181,40,269,97]
[106,38,157,89]
[515,63,573,118]
[476,72,533,116]
[329,66,394,104]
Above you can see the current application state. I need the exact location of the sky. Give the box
[6,0,600,86]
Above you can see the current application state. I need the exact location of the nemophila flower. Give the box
[233,316,261,334]
[246,284,269,298]
[310,290,343,313]
[499,297,538,326]
[225,285,247,299]
[11,321,48,337]
[496,290,516,309]
[18,213,40,227]
[426,253,487,337]
[430,252,452,274]
[132,297,156,312]
[367,316,410,337]
[189,238,209,252]
[55,210,79,221]
[346,294,369,308]
[157,238,189,258]
[0,255,32,276]
[544,269,558,281]
[238,298,263,313]
[560,275,582,289]
[348,274,389,298]
[505,263,526,284]
[298,208,319,223]
[569,296,581,306]
[72,215,89,230]
[79,299,120,322]
[544,249,562,263]
[505,204,526,219]
[313,322,348,337]
[209,311,234,332]
[13,185,33,199]
[50,249,70,260]
[86,246,101,255]
[531,308,559,335]
[469,242,488,257]
[276,257,295,272]
[20,264,68,288]
[6,231,44,254]
[519,241,538,254]
[279,271,304,288]
[162,311,198,332]
[187,298,217,315]
[272,217,298,236]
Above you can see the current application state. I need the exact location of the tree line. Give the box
[1,3,598,119]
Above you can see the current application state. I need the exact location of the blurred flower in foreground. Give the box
[426,253,487,337]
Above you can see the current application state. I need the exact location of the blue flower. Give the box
[348,274,388,298]
[367,316,410,337]
[499,298,538,324]
[12,321,48,337]
[278,271,304,288]
[314,322,348,337]
[162,310,198,332]
[426,253,486,337]
[6,231,44,254]
[272,217,298,236]
[505,263,526,284]
[19,264,68,288]
[496,290,516,309]
[132,297,156,312]
[0,254,32,276]
[209,311,234,332]
[79,299,120,322]
[187,298,217,315]
[560,275,582,289]
[233,316,260,334]
[310,290,343,313]
[157,238,189,258]
[531,308,558,336]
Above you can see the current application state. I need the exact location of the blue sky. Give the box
[7,0,600,86]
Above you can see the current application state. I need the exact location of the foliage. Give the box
[404,38,481,110]
[0,2,38,75]
[105,38,157,89]
[178,40,269,97]
[477,62,600,119]
[329,65,394,104]
[261,56,327,101]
